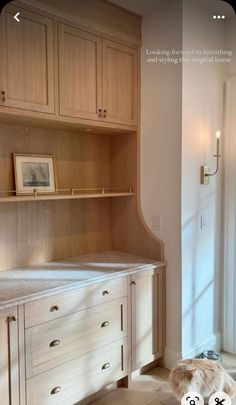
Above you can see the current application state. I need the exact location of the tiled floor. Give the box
[91,352,236,405]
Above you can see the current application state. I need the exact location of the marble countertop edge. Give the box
[0,259,165,310]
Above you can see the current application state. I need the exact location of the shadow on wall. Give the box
[182,190,220,357]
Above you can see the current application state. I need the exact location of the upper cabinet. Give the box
[103,40,138,126]
[0,4,55,114]
[59,23,138,126]
[0,2,139,128]
[58,23,102,121]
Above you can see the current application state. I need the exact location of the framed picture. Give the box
[13,154,57,195]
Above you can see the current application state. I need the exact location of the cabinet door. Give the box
[0,4,55,113]
[0,308,19,405]
[131,268,163,371]
[58,23,102,120]
[102,40,138,126]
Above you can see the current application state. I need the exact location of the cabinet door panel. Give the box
[0,5,54,113]
[103,40,138,126]
[131,268,163,371]
[59,23,102,120]
[0,308,19,405]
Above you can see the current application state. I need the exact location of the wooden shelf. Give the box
[0,192,134,203]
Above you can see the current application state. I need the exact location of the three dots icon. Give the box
[213,15,226,19]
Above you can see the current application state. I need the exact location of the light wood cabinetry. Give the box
[26,338,128,405]
[25,297,127,377]
[0,259,164,404]
[0,4,55,113]
[0,307,19,405]
[58,23,102,120]
[23,276,129,404]
[0,0,165,403]
[24,276,127,327]
[131,268,163,371]
[58,22,138,125]
[0,2,138,128]
[103,40,138,126]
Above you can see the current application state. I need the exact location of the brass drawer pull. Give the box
[131,281,136,285]
[51,386,61,395]
[50,305,60,312]
[98,108,102,118]
[101,321,110,328]
[103,109,107,118]
[102,362,110,370]
[102,290,109,296]
[8,316,17,322]
[50,339,61,347]
[1,91,5,102]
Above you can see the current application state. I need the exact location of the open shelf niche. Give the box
[0,122,163,271]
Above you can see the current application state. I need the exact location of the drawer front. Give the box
[26,297,128,378]
[24,276,128,328]
[26,338,128,405]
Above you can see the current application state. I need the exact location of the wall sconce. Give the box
[200,130,221,185]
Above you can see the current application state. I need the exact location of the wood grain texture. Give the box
[26,337,128,405]
[103,40,138,126]
[25,297,128,377]
[16,0,142,46]
[0,307,19,405]
[110,133,163,261]
[58,23,102,120]
[24,275,128,328]
[0,4,55,113]
[0,105,137,133]
[131,268,163,371]
[0,123,113,270]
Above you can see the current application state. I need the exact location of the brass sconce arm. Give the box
[205,154,221,177]
[200,131,222,185]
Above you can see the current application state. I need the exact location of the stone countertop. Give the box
[0,251,165,309]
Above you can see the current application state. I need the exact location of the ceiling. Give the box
[111,0,235,17]
[110,0,168,15]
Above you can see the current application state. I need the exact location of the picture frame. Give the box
[13,153,57,195]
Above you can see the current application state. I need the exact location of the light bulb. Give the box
[216,130,221,139]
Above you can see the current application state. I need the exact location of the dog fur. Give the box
[169,359,236,399]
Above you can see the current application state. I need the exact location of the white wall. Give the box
[141,0,183,366]
[181,0,226,358]
[113,0,234,366]
[226,18,236,77]
[141,0,229,364]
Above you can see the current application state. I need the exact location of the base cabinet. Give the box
[0,308,19,405]
[131,268,163,371]
[26,338,128,405]
[0,269,164,405]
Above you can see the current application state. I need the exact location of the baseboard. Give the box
[164,347,181,370]
[164,332,222,370]
[182,332,222,359]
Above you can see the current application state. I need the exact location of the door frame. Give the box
[224,77,236,353]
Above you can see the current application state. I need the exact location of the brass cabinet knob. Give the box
[50,339,61,347]
[131,281,136,285]
[50,305,60,312]
[102,362,110,370]
[101,321,110,328]
[51,386,61,395]
[103,109,107,118]
[8,316,17,322]
[102,290,109,296]
[98,108,102,118]
[1,91,5,102]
